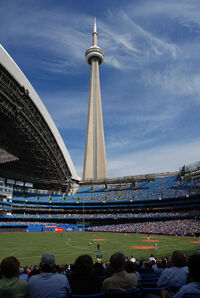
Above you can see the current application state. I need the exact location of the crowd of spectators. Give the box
[1,218,199,236]
[87,219,200,235]
[1,250,200,297]
[10,209,200,219]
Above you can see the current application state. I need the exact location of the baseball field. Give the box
[0,231,199,266]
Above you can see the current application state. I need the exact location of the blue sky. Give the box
[1,0,200,178]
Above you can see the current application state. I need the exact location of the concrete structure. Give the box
[83,18,107,181]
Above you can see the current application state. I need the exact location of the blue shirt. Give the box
[28,272,71,298]
[157,266,188,288]
[174,282,200,298]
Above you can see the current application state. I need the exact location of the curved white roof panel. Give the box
[0,44,80,181]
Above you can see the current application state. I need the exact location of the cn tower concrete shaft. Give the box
[83,18,107,181]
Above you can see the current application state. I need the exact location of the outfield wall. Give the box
[0,224,84,233]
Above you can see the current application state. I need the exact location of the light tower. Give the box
[83,18,107,181]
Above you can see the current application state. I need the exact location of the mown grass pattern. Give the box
[0,232,199,266]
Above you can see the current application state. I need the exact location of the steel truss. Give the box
[0,64,72,191]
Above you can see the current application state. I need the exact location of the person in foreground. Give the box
[0,256,28,298]
[28,252,71,298]
[174,254,200,298]
[157,250,188,295]
[102,252,137,292]
[68,254,101,294]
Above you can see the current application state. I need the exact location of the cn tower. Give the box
[83,18,107,181]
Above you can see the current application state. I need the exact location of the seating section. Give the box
[86,219,200,235]
[0,174,199,236]
[11,175,200,203]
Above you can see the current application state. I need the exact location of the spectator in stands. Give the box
[149,254,156,263]
[93,262,107,282]
[140,259,155,275]
[102,252,137,292]
[68,254,101,294]
[157,250,188,296]
[125,260,140,280]
[175,254,200,298]
[28,252,71,298]
[0,256,28,298]
[28,265,40,278]
[130,256,136,263]
[19,267,29,281]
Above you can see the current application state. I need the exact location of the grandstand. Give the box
[180,160,200,179]
[0,173,199,236]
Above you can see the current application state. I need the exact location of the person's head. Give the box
[171,250,185,267]
[93,262,105,275]
[110,252,126,273]
[1,256,20,278]
[74,255,93,275]
[40,253,55,272]
[188,254,200,282]
[125,261,136,273]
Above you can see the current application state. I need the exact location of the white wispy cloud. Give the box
[128,0,200,27]
[108,139,200,177]
[142,68,200,99]
[121,11,177,59]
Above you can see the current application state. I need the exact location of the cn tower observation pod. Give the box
[0,44,80,191]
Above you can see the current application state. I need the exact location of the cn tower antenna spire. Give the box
[92,17,98,46]
[83,18,107,181]
[93,17,97,33]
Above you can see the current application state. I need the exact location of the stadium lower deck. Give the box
[0,175,200,236]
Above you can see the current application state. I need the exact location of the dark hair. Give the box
[171,251,185,267]
[110,252,126,273]
[188,254,200,282]
[125,261,136,273]
[40,263,53,273]
[93,262,105,276]
[1,256,20,278]
[74,255,93,275]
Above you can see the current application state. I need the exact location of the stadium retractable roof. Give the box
[0,45,80,190]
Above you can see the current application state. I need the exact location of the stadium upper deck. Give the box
[0,45,80,191]
[11,174,200,203]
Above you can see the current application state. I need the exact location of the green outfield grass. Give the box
[0,231,199,266]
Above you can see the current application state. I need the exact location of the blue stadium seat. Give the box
[141,286,166,297]
[141,273,160,281]
[142,281,159,288]
[104,288,140,298]
[183,294,200,298]
[71,293,106,298]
